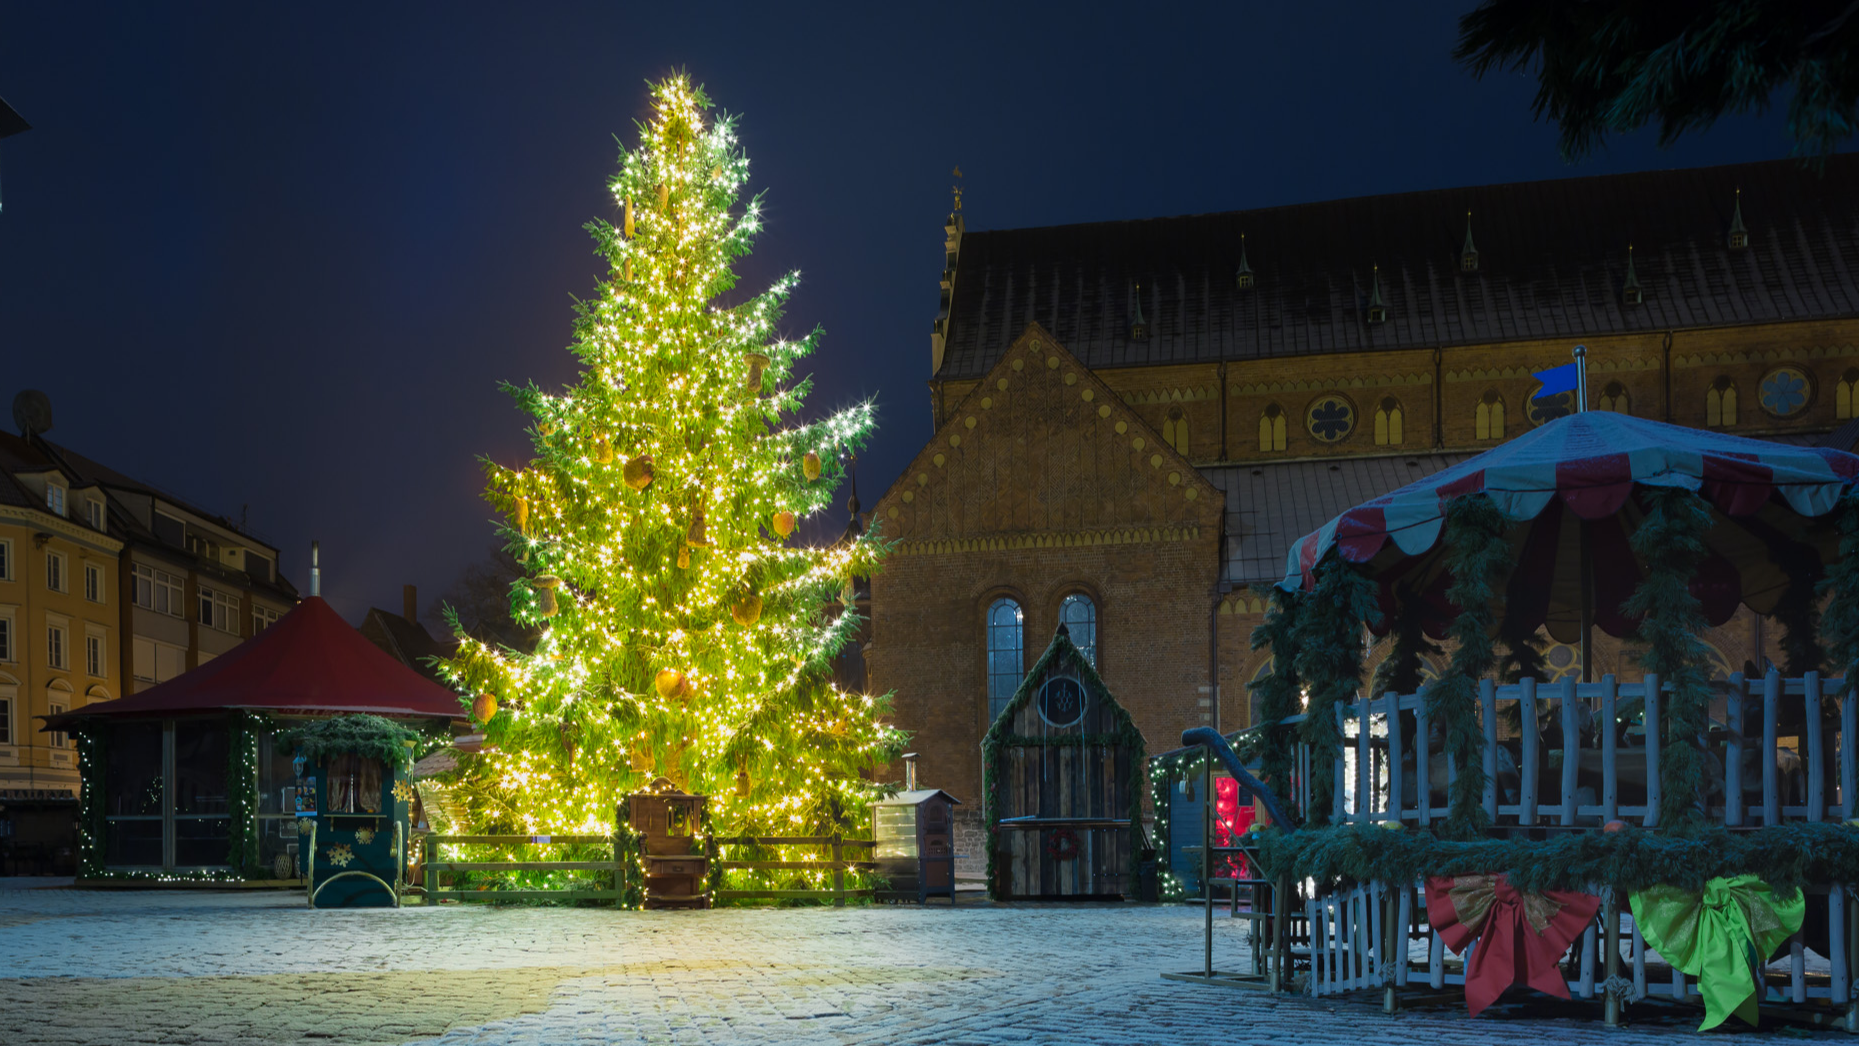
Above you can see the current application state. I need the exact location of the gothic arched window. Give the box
[1258,404,1286,452]
[1475,389,1505,441]
[1162,406,1190,456]
[1706,376,1738,427]
[986,597,1024,722]
[1059,593,1098,667]
[1373,396,1403,446]
[1599,381,1630,414]
[1838,368,1859,420]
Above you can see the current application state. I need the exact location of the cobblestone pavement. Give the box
[0,878,1812,1045]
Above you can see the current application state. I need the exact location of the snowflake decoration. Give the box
[297,818,315,835]
[392,780,416,804]
[325,844,354,868]
[354,827,376,846]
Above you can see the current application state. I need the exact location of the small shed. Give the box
[873,787,960,904]
[622,781,709,909]
[983,624,1145,900]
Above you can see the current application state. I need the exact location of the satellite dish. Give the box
[12,389,52,437]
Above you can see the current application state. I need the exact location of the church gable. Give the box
[874,324,1222,545]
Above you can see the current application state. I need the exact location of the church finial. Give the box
[1130,280,1149,340]
[951,165,963,214]
[838,456,864,545]
[1460,210,1479,272]
[1622,244,1643,305]
[1728,188,1748,249]
[1367,264,1388,324]
[1236,233,1255,289]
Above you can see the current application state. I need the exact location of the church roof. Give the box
[937,155,1859,381]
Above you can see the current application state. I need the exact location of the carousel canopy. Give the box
[50,597,464,724]
[1281,412,1859,642]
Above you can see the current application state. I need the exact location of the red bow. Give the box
[1424,873,1600,1017]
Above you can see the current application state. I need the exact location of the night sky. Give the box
[0,4,1794,627]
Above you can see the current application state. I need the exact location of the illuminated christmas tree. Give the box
[437,75,901,854]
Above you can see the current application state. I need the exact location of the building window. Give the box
[132,636,187,684]
[86,498,105,530]
[1258,404,1287,452]
[199,586,239,633]
[253,605,281,633]
[1059,594,1098,667]
[46,700,67,749]
[84,563,104,603]
[0,692,9,744]
[0,616,10,662]
[1707,376,1738,428]
[47,483,66,517]
[0,538,9,581]
[46,551,67,593]
[986,597,1024,723]
[48,624,67,670]
[133,564,185,617]
[1373,397,1404,445]
[1162,406,1190,456]
[1475,389,1505,441]
[86,632,105,677]
[1839,369,1859,420]
[1599,381,1630,414]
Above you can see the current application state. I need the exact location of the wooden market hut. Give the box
[44,596,462,883]
[983,624,1145,900]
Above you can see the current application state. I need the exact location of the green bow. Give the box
[1629,875,1805,1030]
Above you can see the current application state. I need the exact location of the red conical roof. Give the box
[63,597,464,720]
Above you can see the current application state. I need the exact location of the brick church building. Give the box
[863,154,1859,827]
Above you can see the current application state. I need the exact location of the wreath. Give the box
[1045,827,1081,862]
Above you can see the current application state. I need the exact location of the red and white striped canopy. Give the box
[1281,412,1859,641]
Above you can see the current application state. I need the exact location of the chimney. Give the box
[902,751,918,792]
[403,584,418,622]
[310,541,321,597]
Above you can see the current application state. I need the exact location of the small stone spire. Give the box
[1622,244,1643,305]
[838,457,864,544]
[1460,211,1479,272]
[1367,264,1388,324]
[1728,188,1749,249]
[1235,233,1255,289]
[1130,280,1149,340]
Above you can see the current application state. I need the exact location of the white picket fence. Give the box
[1302,669,1857,827]
[1307,880,1855,1012]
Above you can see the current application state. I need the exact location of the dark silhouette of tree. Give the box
[430,544,539,652]
[1456,1,1859,159]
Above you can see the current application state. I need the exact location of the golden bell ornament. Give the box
[731,595,763,627]
[629,747,654,773]
[744,353,769,395]
[623,454,655,491]
[470,692,499,724]
[623,197,634,239]
[771,510,796,539]
[594,436,613,464]
[654,668,688,700]
[534,575,561,617]
[685,508,712,548]
[656,182,669,211]
[802,452,822,482]
[735,770,751,797]
[513,496,529,535]
[676,546,690,569]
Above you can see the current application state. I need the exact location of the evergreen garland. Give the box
[74,724,106,879]
[1289,555,1382,826]
[1246,586,1303,818]
[278,714,430,769]
[225,711,272,877]
[1258,821,1859,899]
[1431,494,1511,836]
[1818,493,1859,684]
[1622,487,1714,827]
[1369,588,1440,698]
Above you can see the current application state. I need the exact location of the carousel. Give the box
[1178,404,1859,1031]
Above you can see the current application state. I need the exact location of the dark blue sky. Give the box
[0,4,1795,625]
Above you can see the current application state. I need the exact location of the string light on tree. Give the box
[435,75,905,870]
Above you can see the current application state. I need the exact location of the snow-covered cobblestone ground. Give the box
[0,878,1799,1044]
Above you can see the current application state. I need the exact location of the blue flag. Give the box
[1532,362,1579,399]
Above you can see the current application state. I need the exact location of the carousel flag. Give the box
[1425,873,1601,1016]
[1630,875,1805,1030]
[1531,362,1579,399]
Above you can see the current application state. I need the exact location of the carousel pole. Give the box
[1574,345,1594,683]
